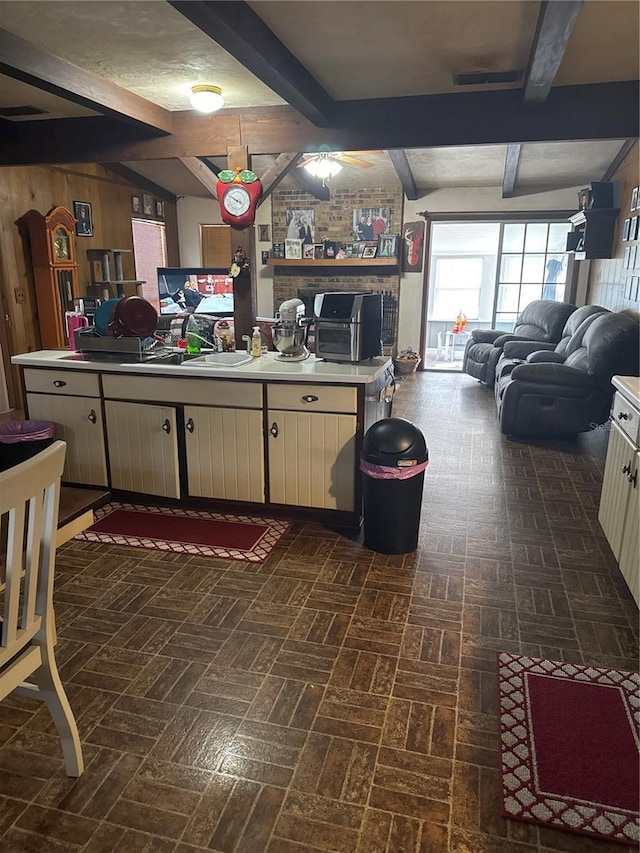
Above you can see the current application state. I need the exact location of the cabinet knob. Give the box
[302,395,319,404]
[628,469,638,488]
[162,419,171,434]
[270,422,279,438]
[617,411,629,420]
[621,463,631,475]
[185,418,194,433]
[53,380,67,388]
[88,409,97,424]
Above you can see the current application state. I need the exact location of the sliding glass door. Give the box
[423,219,571,370]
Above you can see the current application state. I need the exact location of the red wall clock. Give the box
[216,168,263,227]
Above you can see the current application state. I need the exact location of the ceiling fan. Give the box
[299,150,381,184]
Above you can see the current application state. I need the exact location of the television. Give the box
[157,267,234,316]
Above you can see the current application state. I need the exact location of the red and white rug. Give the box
[76,501,290,562]
[498,652,640,846]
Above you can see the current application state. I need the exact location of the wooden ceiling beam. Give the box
[502,143,522,198]
[292,166,331,201]
[601,138,637,181]
[523,1,584,105]
[179,157,219,197]
[1,83,637,166]
[387,149,418,200]
[103,163,177,203]
[0,28,173,134]
[257,153,303,204]
[168,0,335,127]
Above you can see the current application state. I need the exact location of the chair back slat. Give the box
[0,443,65,664]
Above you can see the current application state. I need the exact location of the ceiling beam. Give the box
[179,157,219,198]
[103,163,177,203]
[0,28,173,135]
[601,138,637,181]
[502,144,522,198]
[290,163,330,201]
[257,153,303,204]
[168,0,335,127]
[523,1,584,104]
[1,83,637,166]
[387,149,418,200]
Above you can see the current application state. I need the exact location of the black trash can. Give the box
[360,418,428,554]
[0,420,55,472]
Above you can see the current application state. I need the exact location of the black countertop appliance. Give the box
[313,292,382,363]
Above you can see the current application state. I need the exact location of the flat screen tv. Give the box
[157,267,234,316]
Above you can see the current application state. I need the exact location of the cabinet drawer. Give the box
[612,392,640,444]
[23,367,100,397]
[102,374,262,408]
[267,383,357,413]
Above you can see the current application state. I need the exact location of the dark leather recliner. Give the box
[462,299,577,389]
[493,304,609,388]
[496,312,640,437]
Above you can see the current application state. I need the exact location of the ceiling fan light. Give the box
[303,155,343,180]
[189,84,224,113]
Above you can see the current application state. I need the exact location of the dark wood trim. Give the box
[167,0,335,127]
[178,157,219,197]
[428,210,575,222]
[523,1,585,104]
[1,83,637,166]
[502,143,522,198]
[601,138,638,181]
[417,217,433,371]
[103,163,177,203]
[388,149,418,200]
[258,153,303,204]
[0,27,173,134]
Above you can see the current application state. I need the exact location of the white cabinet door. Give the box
[598,422,635,559]
[184,406,265,503]
[26,392,108,486]
[105,400,180,499]
[619,450,639,605]
[268,410,356,510]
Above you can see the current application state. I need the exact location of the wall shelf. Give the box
[567,208,620,259]
[267,258,398,269]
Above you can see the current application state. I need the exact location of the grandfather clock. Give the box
[23,206,79,348]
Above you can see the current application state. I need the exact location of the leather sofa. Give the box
[493,304,609,387]
[462,299,577,389]
[496,312,640,437]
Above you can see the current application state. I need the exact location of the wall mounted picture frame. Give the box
[286,209,314,243]
[631,186,639,212]
[362,245,377,259]
[261,250,269,264]
[631,276,640,301]
[142,193,153,216]
[630,245,638,270]
[352,207,392,241]
[73,201,93,237]
[258,224,270,242]
[622,219,631,240]
[630,216,639,241]
[624,246,631,269]
[285,238,303,259]
[155,200,164,218]
[131,195,141,214]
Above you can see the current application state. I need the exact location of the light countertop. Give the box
[12,350,393,386]
[612,375,640,408]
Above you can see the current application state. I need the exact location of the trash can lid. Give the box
[361,417,428,465]
[0,420,54,443]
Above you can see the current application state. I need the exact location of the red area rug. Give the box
[498,652,640,846]
[76,501,290,562]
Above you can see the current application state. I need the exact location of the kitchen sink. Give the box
[184,352,253,367]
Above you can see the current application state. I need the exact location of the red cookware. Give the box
[107,296,158,338]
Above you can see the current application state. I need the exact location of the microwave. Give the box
[313,292,382,363]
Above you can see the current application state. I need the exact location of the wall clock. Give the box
[216,168,263,227]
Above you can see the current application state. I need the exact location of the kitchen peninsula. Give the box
[12,351,394,526]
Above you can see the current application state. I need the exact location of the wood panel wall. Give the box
[0,162,179,408]
[587,142,640,316]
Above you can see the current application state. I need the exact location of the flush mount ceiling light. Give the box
[189,84,224,113]
[302,153,343,183]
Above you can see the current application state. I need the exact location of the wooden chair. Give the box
[0,441,83,776]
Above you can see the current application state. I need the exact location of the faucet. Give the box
[241,334,251,354]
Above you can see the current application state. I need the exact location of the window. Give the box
[132,218,167,311]
[432,257,484,320]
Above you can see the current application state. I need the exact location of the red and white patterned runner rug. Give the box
[498,652,639,846]
[76,501,290,562]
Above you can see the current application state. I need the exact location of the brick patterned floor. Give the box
[1,372,637,852]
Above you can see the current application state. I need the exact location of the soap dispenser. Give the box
[251,326,262,357]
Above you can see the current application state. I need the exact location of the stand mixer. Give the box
[272,298,310,361]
